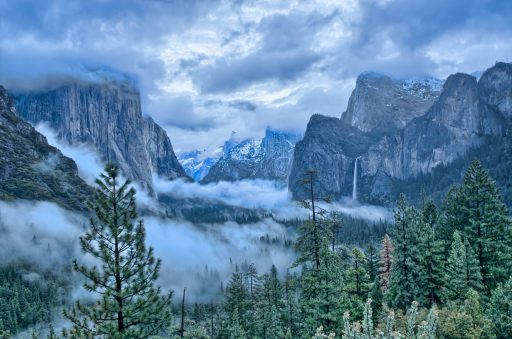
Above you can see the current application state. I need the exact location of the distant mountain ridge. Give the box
[178,132,239,181]
[290,62,512,205]
[201,127,302,184]
[12,72,186,192]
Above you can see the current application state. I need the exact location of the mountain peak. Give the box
[342,71,442,133]
[13,77,185,191]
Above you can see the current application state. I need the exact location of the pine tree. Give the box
[245,263,259,298]
[266,305,285,339]
[62,164,172,338]
[420,198,445,304]
[439,185,465,255]
[378,234,393,292]
[254,265,285,338]
[444,231,481,300]
[300,245,347,335]
[365,243,383,322]
[388,195,427,308]
[283,271,300,338]
[294,169,332,269]
[489,277,512,338]
[225,308,247,339]
[364,244,379,283]
[463,237,484,291]
[451,160,511,291]
[224,270,250,333]
[346,248,371,301]
[444,231,478,301]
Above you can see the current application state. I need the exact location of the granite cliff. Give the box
[13,75,186,191]
[290,62,512,204]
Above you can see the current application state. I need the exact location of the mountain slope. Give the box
[201,128,301,184]
[13,74,186,191]
[341,72,442,134]
[290,62,512,204]
[0,86,91,210]
[178,133,238,181]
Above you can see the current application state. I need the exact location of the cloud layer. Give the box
[0,199,295,303]
[2,0,511,151]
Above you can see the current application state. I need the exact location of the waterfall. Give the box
[352,157,361,201]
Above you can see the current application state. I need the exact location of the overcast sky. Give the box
[1,0,511,153]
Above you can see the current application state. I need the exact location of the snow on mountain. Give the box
[402,76,444,98]
[201,127,302,184]
[178,132,239,181]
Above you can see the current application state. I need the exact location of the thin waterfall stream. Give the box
[352,157,361,201]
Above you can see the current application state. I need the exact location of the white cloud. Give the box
[0,200,295,302]
[35,123,104,185]
[153,177,291,210]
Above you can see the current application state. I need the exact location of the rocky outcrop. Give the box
[478,62,512,121]
[341,72,442,133]
[288,115,376,199]
[253,128,302,182]
[13,76,186,191]
[202,128,301,184]
[0,86,91,210]
[141,116,185,181]
[290,62,512,202]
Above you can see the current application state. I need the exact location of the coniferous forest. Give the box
[2,160,511,338]
[2,1,512,338]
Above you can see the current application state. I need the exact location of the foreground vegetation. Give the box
[1,159,511,338]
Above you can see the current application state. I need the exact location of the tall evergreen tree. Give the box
[439,186,465,244]
[365,243,384,320]
[62,164,172,338]
[365,244,379,283]
[346,248,371,301]
[254,265,285,338]
[444,231,482,301]
[388,194,427,309]
[283,271,300,338]
[245,263,259,298]
[300,245,347,335]
[458,160,511,291]
[420,199,445,305]
[224,270,250,334]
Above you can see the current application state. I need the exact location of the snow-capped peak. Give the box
[402,76,444,97]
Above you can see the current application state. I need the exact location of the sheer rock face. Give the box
[253,128,302,182]
[0,86,91,210]
[341,72,442,133]
[288,115,376,199]
[13,79,186,191]
[290,63,511,201]
[478,62,512,121]
[201,128,302,184]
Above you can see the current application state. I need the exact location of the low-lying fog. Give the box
[0,124,391,308]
